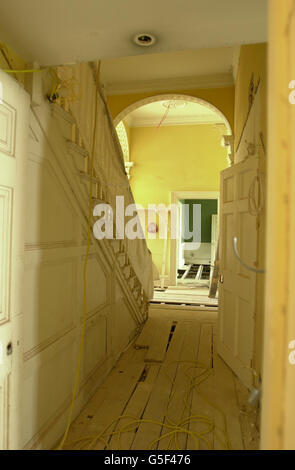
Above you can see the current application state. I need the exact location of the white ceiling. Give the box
[124,100,226,127]
[0,0,267,66]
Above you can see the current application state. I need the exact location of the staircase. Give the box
[49,100,149,326]
[22,67,152,449]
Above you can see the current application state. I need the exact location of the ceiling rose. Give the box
[162,100,187,109]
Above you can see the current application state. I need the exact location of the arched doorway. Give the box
[115,94,234,168]
[114,93,232,135]
[114,94,233,303]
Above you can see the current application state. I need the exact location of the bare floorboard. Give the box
[108,364,161,450]
[63,309,259,450]
[187,324,215,450]
[145,318,173,363]
[158,322,201,450]
[131,321,187,450]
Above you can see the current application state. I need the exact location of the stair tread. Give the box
[66,139,89,157]
[50,102,75,124]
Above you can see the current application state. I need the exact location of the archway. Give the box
[114,93,234,166]
[114,93,232,135]
[114,94,232,297]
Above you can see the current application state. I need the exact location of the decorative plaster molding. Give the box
[24,240,77,250]
[125,114,224,128]
[115,121,129,161]
[105,73,234,96]
[124,161,134,180]
[23,324,76,362]
[221,134,235,166]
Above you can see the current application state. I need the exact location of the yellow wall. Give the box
[234,43,267,151]
[107,86,235,132]
[129,123,228,273]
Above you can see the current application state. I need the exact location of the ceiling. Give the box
[0,0,267,66]
[124,99,226,127]
[101,47,236,94]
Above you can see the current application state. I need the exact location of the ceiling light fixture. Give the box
[133,33,156,47]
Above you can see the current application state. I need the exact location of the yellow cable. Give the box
[1,68,44,73]
[57,61,101,450]
[62,359,232,451]
[1,66,80,106]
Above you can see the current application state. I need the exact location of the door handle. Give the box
[232,236,265,274]
[219,274,224,284]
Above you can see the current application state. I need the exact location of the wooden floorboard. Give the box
[158,321,201,450]
[187,324,215,450]
[145,318,173,363]
[152,286,218,307]
[64,346,136,448]
[65,348,146,449]
[63,309,259,450]
[212,325,243,450]
[134,317,158,348]
[149,305,218,322]
[131,321,187,450]
[92,350,147,450]
[108,364,161,450]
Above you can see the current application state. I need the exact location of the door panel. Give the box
[223,212,235,272]
[0,70,29,449]
[218,155,259,389]
[221,288,236,352]
[223,174,235,203]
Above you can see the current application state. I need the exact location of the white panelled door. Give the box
[0,70,29,449]
[218,155,259,389]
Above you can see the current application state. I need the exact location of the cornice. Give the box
[105,72,234,96]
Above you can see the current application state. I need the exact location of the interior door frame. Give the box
[170,191,219,285]
[260,0,295,450]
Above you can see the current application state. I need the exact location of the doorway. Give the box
[114,95,232,308]
[151,191,220,307]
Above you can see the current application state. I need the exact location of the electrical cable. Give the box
[156,101,172,129]
[0,65,80,105]
[56,61,101,450]
[1,68,44,73]
[62,358,232,450]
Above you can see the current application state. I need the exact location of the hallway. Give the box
[63,308,259,450]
